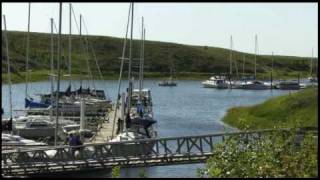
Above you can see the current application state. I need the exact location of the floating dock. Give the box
[89,105,119,143]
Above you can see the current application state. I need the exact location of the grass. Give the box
[2,30,317,84]
[222,87,318,130]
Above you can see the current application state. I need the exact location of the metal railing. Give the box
[2,128,317,176]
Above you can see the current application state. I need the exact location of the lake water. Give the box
[2,79,298,177]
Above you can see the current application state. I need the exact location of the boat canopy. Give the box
[131,117,157,129]
[25,98,50,108]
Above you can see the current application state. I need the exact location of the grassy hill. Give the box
[222,87,318,130]
[2,30,318,83]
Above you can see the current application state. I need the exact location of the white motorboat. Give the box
[61,124,94,139]
[2,133,47,146]
[12,119,56,138]
[202,76,229,89]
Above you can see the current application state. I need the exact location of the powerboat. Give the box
[202,76,229,89]
[12,119,56,138]
[2,133,47,147]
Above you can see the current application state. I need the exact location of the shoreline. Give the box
[2,71,310,84]
[221,87,318,130]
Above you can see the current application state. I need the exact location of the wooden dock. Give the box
[2,128,317,177]
[90,105,119,143]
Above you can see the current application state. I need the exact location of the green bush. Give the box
[111,166,121,178]
[198,130,318,178]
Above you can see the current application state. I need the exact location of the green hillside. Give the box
[2,30,318,83]
[222,87,318,130]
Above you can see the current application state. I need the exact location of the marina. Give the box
[2,79,316,177]
[1,2,318,178]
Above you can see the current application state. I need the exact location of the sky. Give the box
[1,2,318,57]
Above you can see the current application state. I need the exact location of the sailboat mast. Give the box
[142,28,145,89]
[229,35,233,76]
[271,52,274,75]
[310,48,313,76]
[68,3,72,88]
[79,14,83,88]
[111,3,132,138]
[55,2,63,146]
[81,16,95,90]
[126,2,134,134]
[128,2,134,105]
[254,34,257,79]
[271,51,274,89]
[50,18,54,122]
[139,16,144,100]
[169,44,174,81]
[25,3,31,99]
[242,54,245,77]
[128,4,134,81]
[3,15,12,121]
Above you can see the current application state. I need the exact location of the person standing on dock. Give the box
[68,133,77,157]
[137,100,143,117]
[74,134,83,159]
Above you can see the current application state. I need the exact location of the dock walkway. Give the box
[90,105,119,143]
[2,128,317,177]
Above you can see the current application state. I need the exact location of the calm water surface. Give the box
[2,79,297,178]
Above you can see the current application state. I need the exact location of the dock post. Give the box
[80,98,86,141]
[121,92,125,121]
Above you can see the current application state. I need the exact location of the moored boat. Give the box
[110,3,157,157]
[275,81,300,90]
[202,76,229,89]
[241,80,270,90]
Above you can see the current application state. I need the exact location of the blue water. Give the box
[2,79,297,177]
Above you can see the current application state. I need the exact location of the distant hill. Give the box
[2,31,317,81]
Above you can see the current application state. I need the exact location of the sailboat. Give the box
[2,14,13,134]
[23,4,111,117]
[202,36,232,89]
[272,52,300,90]
[10,4,81,142]
[2,14,57,143]
[41,5,111,104]
[110,3,157,156]
[308,48,318,83]
[241,35,270,90]
[158,45,177,86]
